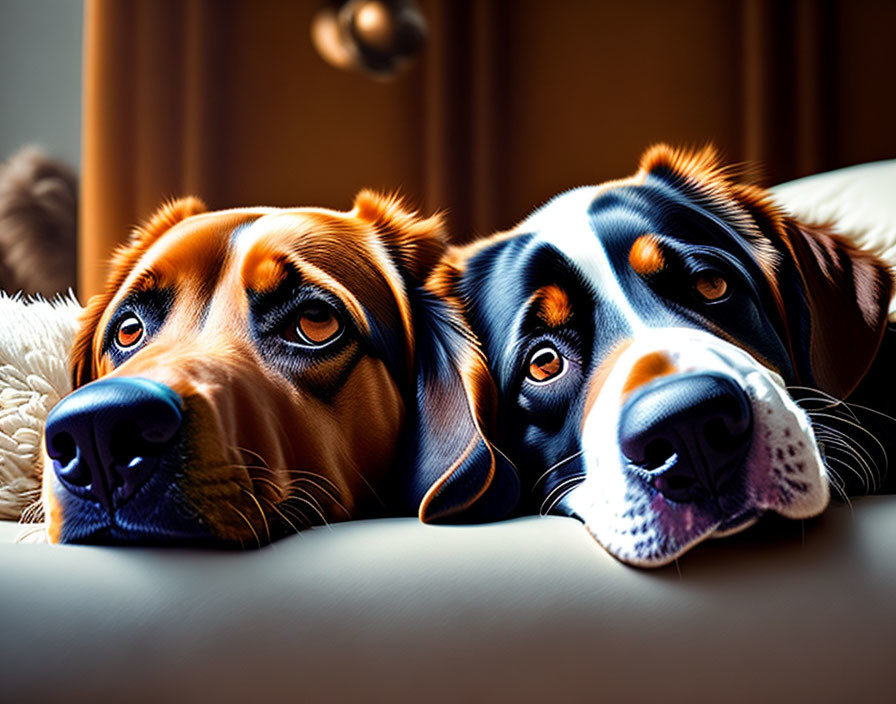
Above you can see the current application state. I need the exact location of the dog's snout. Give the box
[46,378,183,512]
[619,372,753,502]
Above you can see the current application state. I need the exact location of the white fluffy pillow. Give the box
[0,293,80,519]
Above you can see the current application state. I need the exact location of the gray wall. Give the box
[0,0,83,168]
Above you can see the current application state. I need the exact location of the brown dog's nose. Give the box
[46,378,183,512]
[619,372,753,503]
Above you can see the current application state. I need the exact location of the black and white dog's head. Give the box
[434,145,893,566]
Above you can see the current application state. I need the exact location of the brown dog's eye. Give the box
[294,304,342,345]
[114,315,145,349]
[694,272,728,301]
[527,343,565,383]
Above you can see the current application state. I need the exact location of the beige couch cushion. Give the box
[0,497,894,703]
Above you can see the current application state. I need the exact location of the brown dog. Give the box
[42,194,518,545]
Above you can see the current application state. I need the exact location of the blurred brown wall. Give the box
[81,0,896,298]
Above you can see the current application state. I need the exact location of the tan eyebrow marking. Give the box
[242,252,289,294]
[629,234,666,276]
[621,351,677,398]
[529,284,573,327]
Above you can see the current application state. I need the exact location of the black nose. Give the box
[619,372,753,503]
[45,378,183,512]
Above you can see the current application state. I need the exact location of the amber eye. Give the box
[694,271,728,301]
[294,303,342,345]
[114,315,145,349]
[526,343,565,383]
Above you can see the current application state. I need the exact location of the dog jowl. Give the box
[437,145,893,566]
[42,195,517,545]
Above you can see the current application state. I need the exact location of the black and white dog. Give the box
[433,145,894,566]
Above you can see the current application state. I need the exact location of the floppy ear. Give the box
[776,219,893,399]
[640,144,893,400]
[402,289,520,522]
[354,191,519,522]
[70,197,207,388]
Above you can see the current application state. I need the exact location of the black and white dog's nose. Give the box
[619,372,753,502]
[45,378,183,512]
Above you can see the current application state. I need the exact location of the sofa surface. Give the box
[0,498,894,703]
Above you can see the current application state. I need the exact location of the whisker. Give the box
[242,463,345,496]
[286,491,331,527]
[490,442,519,474]
[788,385,861,421]
[821,459,854,514]
[186,455,354,534]
[14,525,47,543]
[289,477,351,519]
[820,443,874,493]
[532,450,584,492]
[814,428,878,491]
[227,502,261,548]
[841,400,896,426]
[811,412,888,487]
[235,446,270,469]
[539,473,586,516]
[259,495,302,537]
[815,423,876,465]
[241,489,271,544]
[822,454,867,493]
[292,485,328,519]
[825,464,848,501]
[279,503,312,530]
[795,396,861,422]
[343,464,384,508]
[249,475,285,496]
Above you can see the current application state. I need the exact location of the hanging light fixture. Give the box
[311,0,428,78]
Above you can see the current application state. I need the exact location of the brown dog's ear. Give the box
[397,285,519,523]
[778,220,893,399]
[353,191,519,522]
[353,190,446,284]
[70,294,110,388]
[70,197,207,388]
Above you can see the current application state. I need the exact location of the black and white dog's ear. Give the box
[354,191,520,523]
[639,145,894,400]
[776,220,893,399]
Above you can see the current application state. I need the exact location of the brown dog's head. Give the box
[42,194,518,545]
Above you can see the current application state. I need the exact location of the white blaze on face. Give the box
[564,328,829,567]
[520,187,646,334]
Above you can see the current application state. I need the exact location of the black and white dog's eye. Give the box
[114,314,145,350]
[693,270,728,302]
[526,343,566,384]
[287,302,342,346]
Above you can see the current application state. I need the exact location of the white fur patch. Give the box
[0,292,81,521]
[521,187,645,333]
[565,328,828,567]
